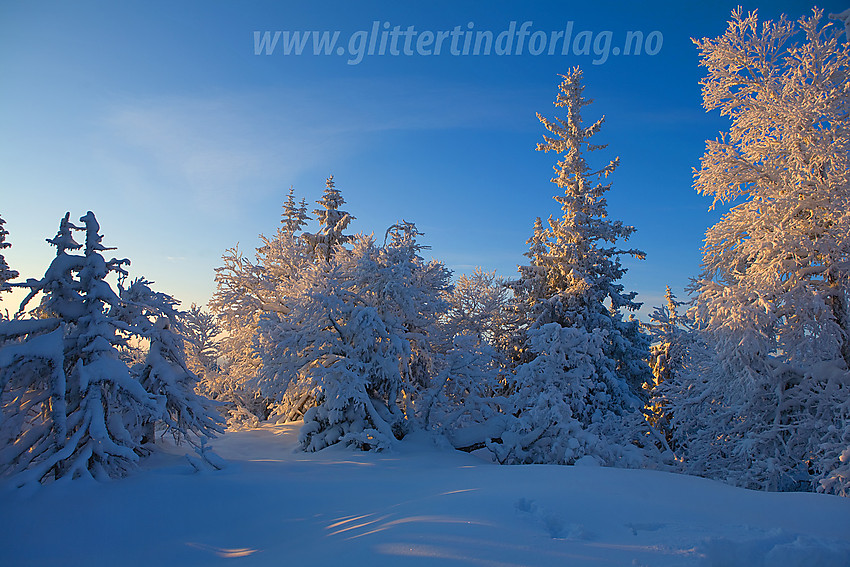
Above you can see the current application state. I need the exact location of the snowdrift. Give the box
[2,422,848,567]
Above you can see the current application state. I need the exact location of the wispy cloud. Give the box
[102,98,291,214]
[98,79,531,215]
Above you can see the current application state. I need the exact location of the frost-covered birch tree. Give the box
[671,8,850,494]
[443,268,517,356]
[210,185,319,423]
[263,222,451,451]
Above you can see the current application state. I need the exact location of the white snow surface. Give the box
[2,422,849,567]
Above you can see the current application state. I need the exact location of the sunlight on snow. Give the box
[293,459,376,466]
[325,513,394,538]
[376,542,527,566]
[377,534,705,565]
[185,542,260,558]
[326,512,493,541]
[440,488,481,496]
[375,540,601,566]
[584,541,704,559]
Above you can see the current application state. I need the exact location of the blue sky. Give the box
[1,0,844,317]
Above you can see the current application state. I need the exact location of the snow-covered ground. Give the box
[2,423,849,567]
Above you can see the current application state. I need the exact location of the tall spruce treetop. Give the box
[533,68,645,319]
[45,212,83,255]
[304,175,355,261]
[281,186,311,235]
[19,213,87,321]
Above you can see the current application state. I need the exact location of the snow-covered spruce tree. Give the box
[116,279,223,449]
[506,217,549,364]
[181,303,222,392]
[281,186,312,235]
[293,244,413,451]
[670,8,850,494]
[248,179,363,425]
[0,212,159,484]
[375,221,452,395]
[497,69,658,467]
[647,287,682,387]
[209,247,269,424]
[0,214,85,482]
[302,224,450,451]
[644,286,690,450]
[0,212,221,485]
[0,214,19,298]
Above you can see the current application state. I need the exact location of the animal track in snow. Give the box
[514,498,590,540]
[625,522,667,536]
